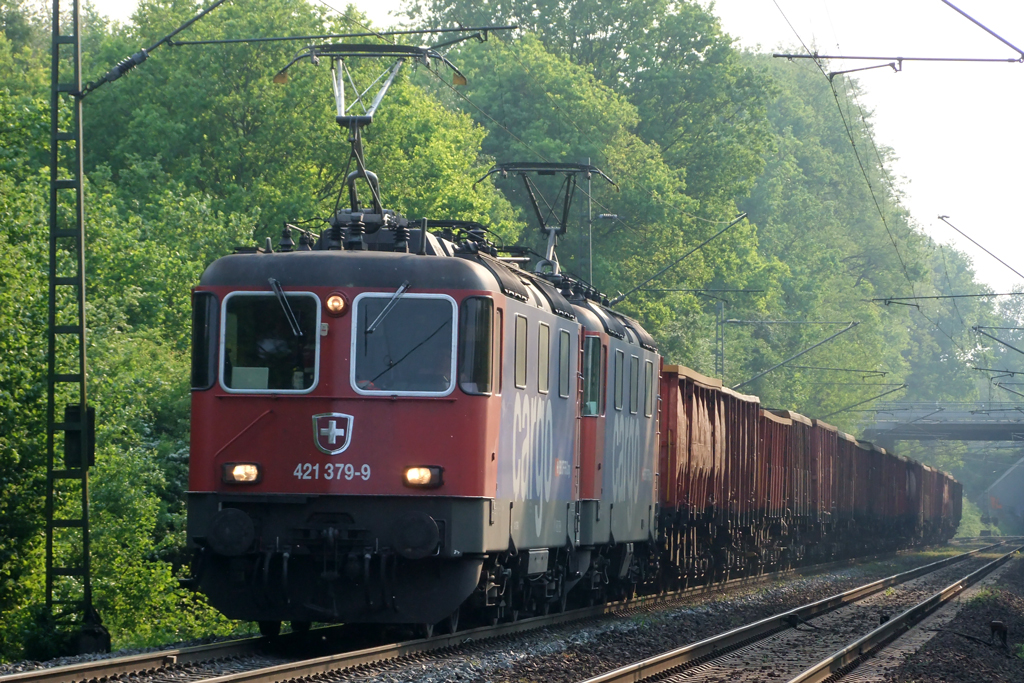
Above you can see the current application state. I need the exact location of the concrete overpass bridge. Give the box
[861,402,1024,527]
[860,402,1024,450]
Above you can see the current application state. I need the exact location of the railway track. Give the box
[1,543,985,683]
[787,546,1021,683]
[576,542,1020,683]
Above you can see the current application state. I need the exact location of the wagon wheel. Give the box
[258,620,281,637]
[557,588,569,613]
[440,606,460,634]
[418,622,435,639]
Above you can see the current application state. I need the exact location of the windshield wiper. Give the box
[269,277,303,337]
[367,280,411,334]
[369,319,451,385]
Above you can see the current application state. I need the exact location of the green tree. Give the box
[411,0,776,211]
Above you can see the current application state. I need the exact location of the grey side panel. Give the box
[496,300,581,551]
[600,339,659,545]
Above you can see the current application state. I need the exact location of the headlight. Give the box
[403,466,444,489]
[325,293,348,316]
[223,462,262,484]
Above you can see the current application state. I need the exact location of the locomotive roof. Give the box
[614,312,658,352]
[199,250,503,292]
[572,301,606,335]
[584,302,627,340]
[201,245,659,344]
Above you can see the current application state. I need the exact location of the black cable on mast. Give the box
[819,384,908,420]
[939,0,1024,60]
[81,0,231,96]
[938,215,1024,282]
[974,326,1024,357]
[609,213,747,305]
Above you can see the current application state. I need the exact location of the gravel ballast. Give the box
[0,545,1000,683]
[319,547,996,683]
[877,553,1024,683]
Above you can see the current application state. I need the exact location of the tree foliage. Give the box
[0,0,1017,660]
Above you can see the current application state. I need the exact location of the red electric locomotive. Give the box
[187,216,661,635]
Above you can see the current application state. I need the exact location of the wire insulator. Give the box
[345,215,366,251]
[103,50,148,84]
[393,223,410,253]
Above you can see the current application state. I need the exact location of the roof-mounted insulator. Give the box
[278,225,295,252]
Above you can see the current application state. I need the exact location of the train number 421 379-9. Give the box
[293,462,371,481]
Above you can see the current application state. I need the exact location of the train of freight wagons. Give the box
[183,36,961,638]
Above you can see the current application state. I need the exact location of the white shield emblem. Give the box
[312,413,354,455]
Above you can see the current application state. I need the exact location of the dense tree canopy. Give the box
[0,0,1018,658]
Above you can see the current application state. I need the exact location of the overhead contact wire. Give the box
[771,0,974,357]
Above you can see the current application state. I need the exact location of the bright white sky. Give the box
[91,0,1024,293]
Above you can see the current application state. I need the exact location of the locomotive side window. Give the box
[582,337,602,416]
[614,349,624,411]
[601,345,608,413]
[514,315,527,389]
[192,292,218,390]
[644,359,654,417]
[221,292,319,393]
[351,293,457,395]
[629,355,639,414]
[558,330,571,398]
[495,308,504,394]
[458,297,493,395]
[538,323,550,394]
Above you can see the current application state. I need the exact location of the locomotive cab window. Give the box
[582,337,603,416]
[221,292,320,393]
[352,293,457,395]
[192,291,218,390]
[459,297,493,395]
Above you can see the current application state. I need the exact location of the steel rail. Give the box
[574,542,1007,683]
[0,568,826,683]
[0,628,327,683]
[2,543,991,683]
[787,544,1023,683]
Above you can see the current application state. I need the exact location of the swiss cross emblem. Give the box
[312,413,354,455]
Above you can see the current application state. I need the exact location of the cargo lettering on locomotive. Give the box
[511,392,555,535]
[611,411,643,528]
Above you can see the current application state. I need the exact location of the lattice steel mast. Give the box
[45,0,104,652]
